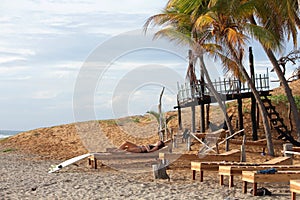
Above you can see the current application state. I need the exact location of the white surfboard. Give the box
[48,153,92,173]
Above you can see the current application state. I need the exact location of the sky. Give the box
[0,0,298,131]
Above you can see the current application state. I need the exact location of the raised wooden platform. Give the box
[243,171,300,196]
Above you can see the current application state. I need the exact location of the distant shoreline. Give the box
[0,130,22,139]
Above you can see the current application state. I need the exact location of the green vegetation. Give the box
[2,148,16,153]
[269,95,300,110]
[132,117,140,123]
[103,119,118,126]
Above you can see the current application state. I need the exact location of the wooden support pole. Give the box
[284,143,294,159]
[241,134,246,162]
[206,104,210,130]
[192,105,196,133]
[237,93,244,132]
[200,68,205,133]
[249,47,258,141]
[177,100,182,131]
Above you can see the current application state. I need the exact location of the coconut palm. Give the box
[144,0,235,135]
[248,0,300,140]
[192,0,275,155]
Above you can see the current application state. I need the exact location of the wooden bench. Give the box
[88,144,172,169]
[242,171,300,196]
[191,161,258,182]
[190,149,240,181]
[220,164,299,188]
[291,180,300,200]
[191,156,292,182]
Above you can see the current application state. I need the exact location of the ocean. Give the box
[0,130,22,139]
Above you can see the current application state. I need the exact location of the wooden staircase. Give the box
[261,95,300,146]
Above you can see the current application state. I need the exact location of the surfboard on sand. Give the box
[48,153,92,173]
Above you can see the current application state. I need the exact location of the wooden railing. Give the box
[177,72,269,104]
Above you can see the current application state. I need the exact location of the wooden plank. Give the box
[220,165,300,188]
[263,156,292,165]
[290,180,300,193]
[243,171,300,184]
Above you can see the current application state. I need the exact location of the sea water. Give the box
[0,130,21,139]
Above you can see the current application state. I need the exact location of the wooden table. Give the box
[242,171,300,196]
[220,165,300,188]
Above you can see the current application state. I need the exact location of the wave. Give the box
[0,130,21,139]
[0,134,13,139]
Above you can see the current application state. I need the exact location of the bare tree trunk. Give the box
[238,64,275,156]
[263,47,300,141]
[198,53,234,135]
[158,87,165,141]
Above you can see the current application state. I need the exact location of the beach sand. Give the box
[0,151,292,200]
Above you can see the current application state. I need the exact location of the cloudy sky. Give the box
[0,0,296,131]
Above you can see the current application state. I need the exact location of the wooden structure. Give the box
[290,180,300,200]
[175,68,300,145]
[242,171,300,196]
[191,156,292,182]
[175,67,270,135]
[175,47,300,146]
[219,164,297,188]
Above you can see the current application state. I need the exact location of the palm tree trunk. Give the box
[198,53,235,135]
[263,47,300,140]
[238,64,275,156]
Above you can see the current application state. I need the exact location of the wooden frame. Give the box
[242,171,300,196]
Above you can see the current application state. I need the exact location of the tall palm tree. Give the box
[192,0,275,155]
[249,0,300,140]
[144,1,235,135]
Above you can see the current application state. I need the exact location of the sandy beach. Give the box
[0,151,292,200]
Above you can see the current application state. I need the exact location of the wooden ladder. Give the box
[262,95,300,146]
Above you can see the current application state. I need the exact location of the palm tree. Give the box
[248,0,300,140]
[144,0,235,135]
[192,0,275,155]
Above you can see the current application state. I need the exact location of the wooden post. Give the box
[187,133,191,151]
[249,47,258,141]
[284,143,294,159]
[206,104,210,130]
[225,133,230,152]
[200,68,205,133]
[152,159,170,180]
[216,143,219,154]
[237,93,244,132]
[191,105,196,133]
[241,134,246,162]
[177,101,182,131]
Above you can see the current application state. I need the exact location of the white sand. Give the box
[0,152,291,200]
